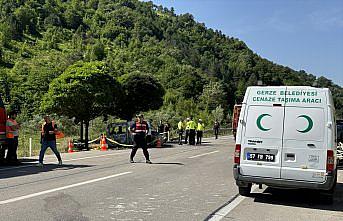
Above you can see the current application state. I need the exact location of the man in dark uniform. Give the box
[213,120,220,139]
[130,114,152,164]
[38,115,62,167]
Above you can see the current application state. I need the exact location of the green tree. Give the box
[118,72,165,120]
[199,81,226,111]
[41,61,121,149]
[211,105,224,124]
[235,78,247,103]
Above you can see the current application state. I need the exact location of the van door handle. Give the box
[286,153,295,158]
[285,153,295,161]
[307,144,315,148]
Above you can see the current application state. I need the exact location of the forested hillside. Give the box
[0,0,342,125]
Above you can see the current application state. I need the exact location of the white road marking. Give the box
[0,152,125,172]
[188,150,219,159]
[0,171,132,205]
[207,185,258,221]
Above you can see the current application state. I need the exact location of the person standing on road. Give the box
[130,114,152,164]
[177,119,184,145]
[188,117,197,145]
[184,118,190,144]
[158,120,164,134]
[6,111,20,165]
[213,120,220,139]
[164,121,170,141]
[196,119,204,145]
[38,115,62,167]
[146,119,153,147]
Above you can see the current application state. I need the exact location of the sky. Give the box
[149,0,343,86]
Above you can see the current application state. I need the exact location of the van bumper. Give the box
[233,164,336,191]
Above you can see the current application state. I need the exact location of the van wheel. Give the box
[238,184,252,196]
[320,170,337,204]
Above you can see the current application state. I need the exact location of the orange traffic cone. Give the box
[68,140,74,153]
[156,138,162,148]
[101,135,108,151]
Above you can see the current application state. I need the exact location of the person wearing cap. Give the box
[196,119,205,145]
[38,115,62,167]
[6,111,20,165]
[184,117,190,144]
[130,114,152,164]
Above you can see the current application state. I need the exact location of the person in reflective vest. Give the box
[130,114,151,164]
[184,118,190,144]
[6,111,20,164]
[196,119,204,145]
[188,117,197,145]
[177,119,184,145]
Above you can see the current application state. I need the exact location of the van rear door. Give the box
[239,87,286,179]
[281,88,327,182]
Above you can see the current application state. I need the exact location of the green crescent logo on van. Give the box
[256,114,271,131]
[297,115,313,133]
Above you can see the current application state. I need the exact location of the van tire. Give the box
[238,184,252,196]
[319,172,337,205]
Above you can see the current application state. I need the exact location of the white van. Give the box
[233,86,337,199]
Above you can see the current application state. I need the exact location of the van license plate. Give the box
[247,153,275,162]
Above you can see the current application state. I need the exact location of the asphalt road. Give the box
[0,136,342,221]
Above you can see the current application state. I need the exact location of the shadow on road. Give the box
[250,182,343,212]
[152,162,184,165]
[131,161,184,165]
[0,163,93,180]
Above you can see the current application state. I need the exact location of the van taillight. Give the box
[234,144,241,164]
[326,150,334,172]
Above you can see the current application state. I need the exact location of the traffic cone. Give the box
[68,140,74,153]
[156,138,162,148]
[101,135,108,151]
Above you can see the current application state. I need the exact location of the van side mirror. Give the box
[327,122,332,128]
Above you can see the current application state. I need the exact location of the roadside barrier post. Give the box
[29,137,32,157]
